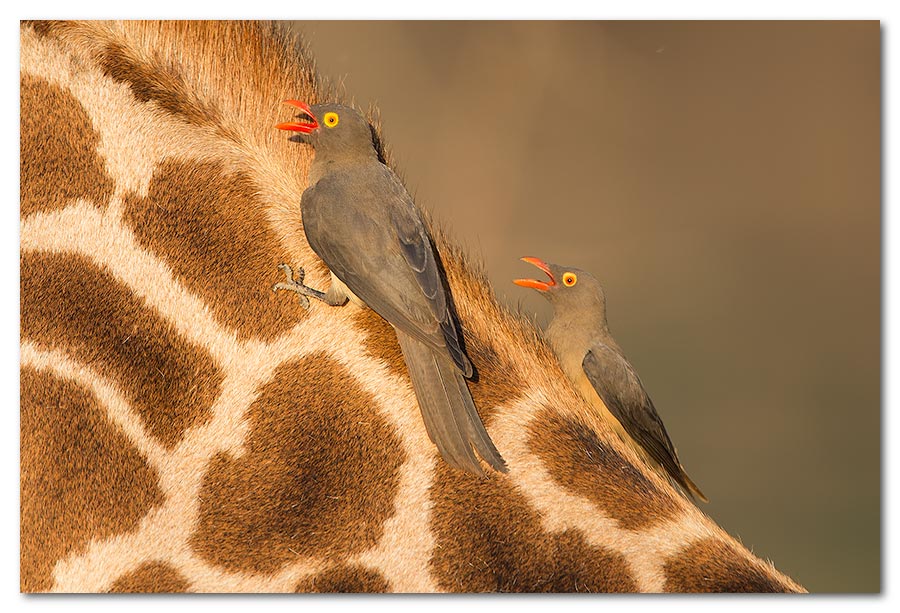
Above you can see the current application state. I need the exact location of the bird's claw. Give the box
[277,263,305,284]
[273,263,312,310]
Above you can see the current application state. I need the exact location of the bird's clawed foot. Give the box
[273,263,325,309]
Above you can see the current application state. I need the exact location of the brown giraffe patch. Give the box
[97,40,222,132]
[295,564,390,593]
[21,251,222,449]
[463,326,527,419]
[353,305,526,421]
[664,538,794,593]
[353,308,408,380]
[108,561,191,593]
[528,409,680,531]
[189,353,404,575]
[429,463,636,592]
[20,367,165,592]
[20,75,115,216]
[123,160,307,342]
[549,530,639,593]
[24,20,70,41]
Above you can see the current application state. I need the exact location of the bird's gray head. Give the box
[514,256,609,324]
[276,101,377,160]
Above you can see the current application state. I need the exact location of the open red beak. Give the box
[276,100,319,133]
[513,256,556,291]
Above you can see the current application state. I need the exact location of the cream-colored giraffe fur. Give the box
[19,20,803,593]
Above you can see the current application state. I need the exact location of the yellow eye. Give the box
[562,272,577,287]
[323,112,339,128]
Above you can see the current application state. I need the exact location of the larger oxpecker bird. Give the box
[275,100,506,477]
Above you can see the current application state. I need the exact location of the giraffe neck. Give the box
[19,20,803,593]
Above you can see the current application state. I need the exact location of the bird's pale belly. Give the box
[330,272,367,308]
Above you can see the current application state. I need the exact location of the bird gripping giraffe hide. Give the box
[273,101,507,477]
[19,20,804,593]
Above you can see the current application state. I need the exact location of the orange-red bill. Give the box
[513,256,555,291]
[276,100,318,133]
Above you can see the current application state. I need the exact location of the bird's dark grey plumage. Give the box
[274,101,505,476]
[514,258,706,502]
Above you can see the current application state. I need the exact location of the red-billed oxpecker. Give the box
[514,257,707,502]
[274,101,506,476]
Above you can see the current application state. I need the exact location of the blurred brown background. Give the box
[288,21,880,593]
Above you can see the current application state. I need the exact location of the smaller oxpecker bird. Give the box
[514,257,707,503]
[273,100,506,477]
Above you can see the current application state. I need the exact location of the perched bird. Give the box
[274,100,506,477]
[514,257,707,502]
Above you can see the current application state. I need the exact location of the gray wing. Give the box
[385,171,473,377]
[302,167,472,377]
[582,344,688,487]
